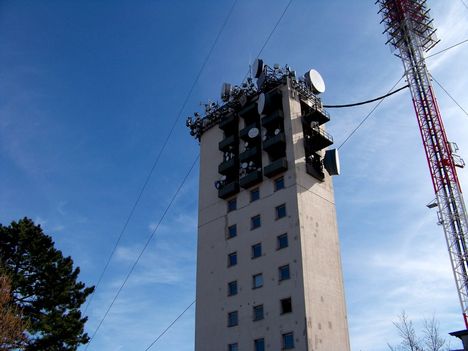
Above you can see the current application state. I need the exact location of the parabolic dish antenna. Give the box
[304,69,326,94]
[241,162,248,169]
[252,58,264,78]
[221,83,232,102]
[248,127,259,138]
[257,93,266,114]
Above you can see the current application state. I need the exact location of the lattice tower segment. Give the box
[377,0,468,327]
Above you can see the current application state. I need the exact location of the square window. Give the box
[250,187,260,202]
[280,297,292,314]
[251,243,262,259]
[228,252,237,267]
[227,224,237,239]
[228,343,238,351]
[276,204,287,219]
[227,198,237,212]
[282,332,294,349]
[254,338,265,351]
[252,273,263,289]
[253,304,264,321]
[228,281,238,296]
[251,215,261,230]
[277,233,288,249]
[274,176,285,191]
[279,264,290,281]
[228,311,238,327]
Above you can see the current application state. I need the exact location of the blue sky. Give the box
[0,1,467,350]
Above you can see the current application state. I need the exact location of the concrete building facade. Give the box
[190,62,350,351]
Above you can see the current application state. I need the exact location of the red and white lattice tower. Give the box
[377,0,468,327]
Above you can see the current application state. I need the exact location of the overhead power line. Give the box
[426,38,468,59]
[83,0,238,315]
[323,84,409,108]
[143,299,196,351]
[85,154,199,350]
[431,74,468,117]
[141,2,296,350]
[337,76,405,150]
[244,0,294,80]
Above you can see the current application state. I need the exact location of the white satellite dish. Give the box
[304,69,326,94]
[274,128,280,135]
[244,142,249,148]
[249,161,254,166]
[221,83,232,102]
[221,175,227,181]
[248,127,259,138]
[257,93,266,114]
[252,58,264,78]
[215,181,222,189]
[323,149,340,176]
[241,162,248,169]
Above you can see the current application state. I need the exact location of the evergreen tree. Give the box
[0,218,94,351]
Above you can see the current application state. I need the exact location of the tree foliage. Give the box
[0,272,28,350]
[0,218,94,351]
[388,311,448,351]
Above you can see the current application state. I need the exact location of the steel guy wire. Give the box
[337,76,405,150]
[83,0,238,315]
[431,74,468,117]
[84,154,199,350]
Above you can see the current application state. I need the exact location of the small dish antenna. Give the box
[252,58,264,78]
[257,93,267,114]
[221,83,232,102]
[304,69,326,94]
[214,181,222,189]
[248,127,259,138]
[241,162,248,169]
[274,128,280,135]
[221,175,227,181]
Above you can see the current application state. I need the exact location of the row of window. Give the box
[227,297,293,327]
[228,332,295,351]
[227,204,287,239]
[227,233,288,267]
[227,263,290,296]
[227,176,285,212]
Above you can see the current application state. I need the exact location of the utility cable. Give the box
[84,154,199,350]
[244,0,294,80]
[140,3,295,349]
[337,76,405,150]
[323,84,409,108]
[83,0,238,315]
[426,38,468,59]
[143,299,196,351]
[459,0,468,11]
[431,74,468,117]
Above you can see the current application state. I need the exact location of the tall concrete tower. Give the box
[187,60,350,351]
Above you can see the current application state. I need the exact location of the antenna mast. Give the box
[376,0,468,327]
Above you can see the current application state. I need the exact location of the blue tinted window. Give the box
[253,305,264,321]
[276,203,287,219]
[274,176,285,191]
[227,198,237,212]
[228,281,237,296]
[228,252,237,267]
[250,188,260,202]
[227,224,237,239]
[228,311,238,327]
[252,243,262,259]
[279,264,290,281]
[283,332,294,349]
[228,343,238,351]
[254,338,265,351]
[277,233,288,249]
[253,273,263,289]
[251,215,261,230]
